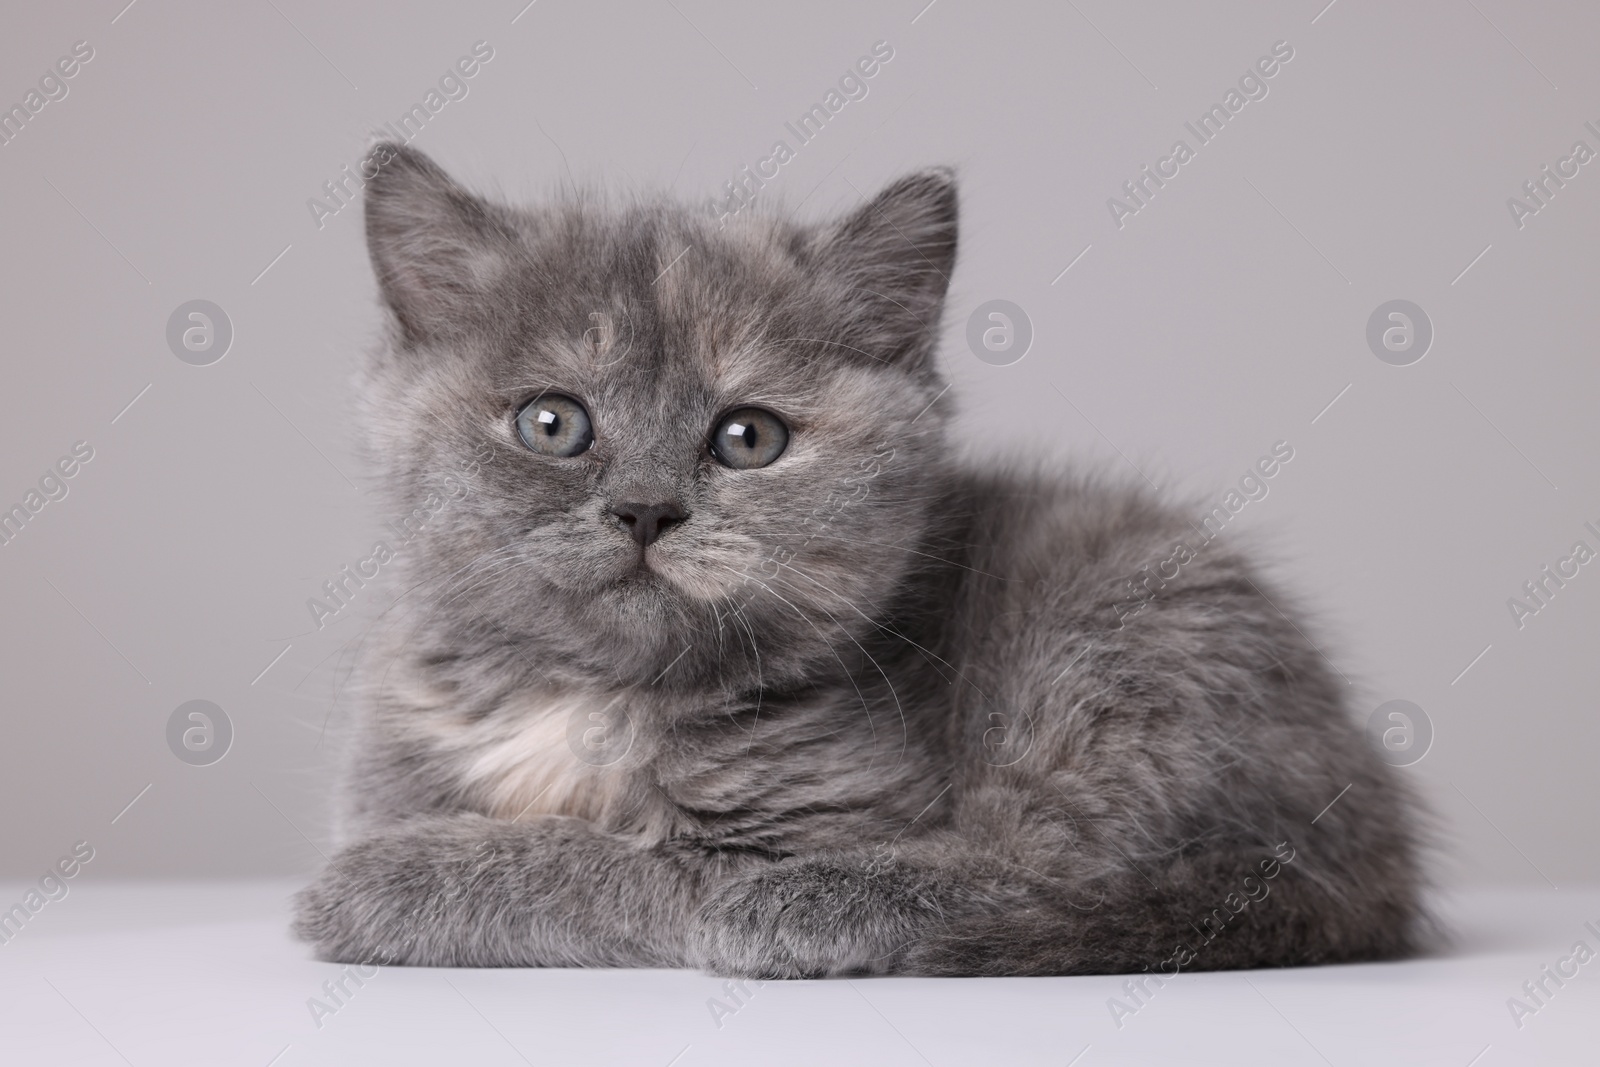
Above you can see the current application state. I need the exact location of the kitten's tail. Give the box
[898,861,1437,977]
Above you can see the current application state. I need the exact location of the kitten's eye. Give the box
[710,407,788,469]
[515,394,594,456]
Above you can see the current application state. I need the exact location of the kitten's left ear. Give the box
[364,143,519,346]
[819,169,958,367]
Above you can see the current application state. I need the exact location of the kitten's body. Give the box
[295,146,1426,976]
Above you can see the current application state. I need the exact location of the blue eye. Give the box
[515,394,593,456]
[711,407,788,469]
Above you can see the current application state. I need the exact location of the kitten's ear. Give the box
[820,169,958,367]
[364,143,517,345]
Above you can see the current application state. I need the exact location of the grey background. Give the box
[1,0,1594,889]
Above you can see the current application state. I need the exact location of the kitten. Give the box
[293,144,1427,977]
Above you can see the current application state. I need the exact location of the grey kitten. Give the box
[292,143,1427,977]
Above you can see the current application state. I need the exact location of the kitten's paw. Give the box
[690,854,944,979]
[291,837,429,966]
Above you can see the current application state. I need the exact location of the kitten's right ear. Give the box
[364,143,517,345]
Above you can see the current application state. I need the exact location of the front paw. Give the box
[292,836,430,965]
[689,853,944,979]
[292,815,512,965]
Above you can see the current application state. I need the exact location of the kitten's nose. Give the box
[611,501,687,547]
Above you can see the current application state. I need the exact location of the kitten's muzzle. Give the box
[611,500,688,547]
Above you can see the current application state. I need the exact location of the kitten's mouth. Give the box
[606,557,692,605]
[615,547,667,584]
[610,547,715,602]
[601,542,738,603]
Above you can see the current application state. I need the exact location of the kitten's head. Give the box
[361,144,958,693]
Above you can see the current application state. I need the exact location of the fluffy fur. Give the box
[293,144,1427,977]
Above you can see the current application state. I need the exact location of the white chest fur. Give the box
[414,688,635,824]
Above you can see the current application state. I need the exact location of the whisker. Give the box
[718,563,878,752]
[774,557,975,693]
[767,570,909,767]
[368,543,543,698]
[800,530,1011,581]
[722,597,764,745]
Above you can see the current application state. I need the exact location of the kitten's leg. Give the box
[690,818,1425,978]
[293,813,711,967]
[688,829,1089,978]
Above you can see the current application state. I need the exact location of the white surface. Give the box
[2,881,1597,1065]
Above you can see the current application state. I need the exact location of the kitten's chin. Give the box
[594,564,709,642]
